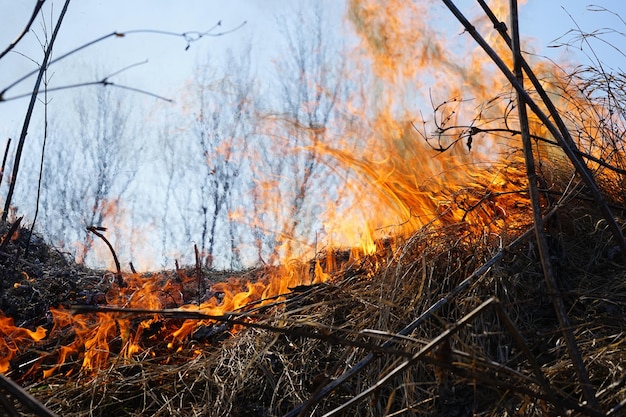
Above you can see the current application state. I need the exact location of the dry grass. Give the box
[6,186,622,416]
[3,117,626,415]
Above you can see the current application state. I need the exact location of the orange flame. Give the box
[0,313,46,373]
[38,0,528,377]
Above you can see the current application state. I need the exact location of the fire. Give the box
[0,313,46,373]
[3,0,613,384]
[32,263,323,375]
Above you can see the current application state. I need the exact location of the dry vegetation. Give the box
[2,2,626,417]
[2,163,626,416]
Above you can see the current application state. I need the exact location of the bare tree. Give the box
[192,59,250,268]
[158,47,257,270]
[263,1,346,261]
[33,85,139,265]
[157,121,195,266]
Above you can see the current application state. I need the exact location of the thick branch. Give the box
[510,0,600,411]
[0,373,58,417]
[441,0,626,256]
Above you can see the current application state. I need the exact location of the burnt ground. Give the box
[0,220,107,330]
[0,219,246,331]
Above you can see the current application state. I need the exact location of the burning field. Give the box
[2,0,626,416]
[2,164,626,417]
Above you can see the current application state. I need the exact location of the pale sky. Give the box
[0,0,625,269]
[1,1,624,131]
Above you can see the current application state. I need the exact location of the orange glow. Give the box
[0,313,46,373]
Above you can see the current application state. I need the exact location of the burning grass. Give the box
[2,1,626,415]
[2,179,626,415]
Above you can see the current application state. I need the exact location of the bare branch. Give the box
[86,226,124,287]
[0,373,58,417]
[1,0,71,223]
[0,21,246,101]
[0,0,46,61]
[1,80,173,103]
[0,138,11,186]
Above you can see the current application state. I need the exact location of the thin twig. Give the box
[26,34,52,259]
[103,59,148,79]
[1,80,173,103]
[1,0,71,223]
[5,58,172,103]
[0,0,46,61]
[0,138,11,186]
[86,226,124,287]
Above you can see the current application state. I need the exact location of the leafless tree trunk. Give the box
[158,47,257,269]
[267,1,346,260]
[33,85,138,266]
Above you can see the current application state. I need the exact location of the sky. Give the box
[0,0,625,269]
[1,1,624,131]
[0,1,278,128]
